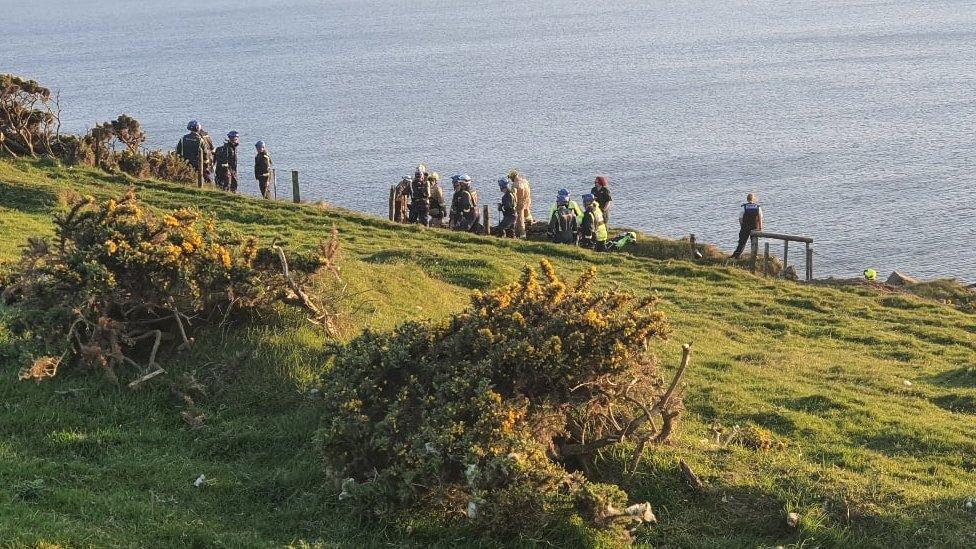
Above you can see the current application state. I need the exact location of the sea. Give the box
[3,0,974,280]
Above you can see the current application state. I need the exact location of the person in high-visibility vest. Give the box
[730,193,764,259]
[548,188,583,224]
[580,194,609,251]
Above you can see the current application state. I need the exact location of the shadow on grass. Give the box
[366,249,505,290]
[924,366,976,389]
[0,179,57,213]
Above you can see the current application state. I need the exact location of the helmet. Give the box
[255,140,266,151]
[227,131,239,140]
[451,174,462,184]
[459,173,471,182]
[582,193,595,204]
[557,188,570,198]
[498,178,511,191]
[428,172,440,182]
[595,175,609,187]
[187,120,200,131]
[416,164,427,174]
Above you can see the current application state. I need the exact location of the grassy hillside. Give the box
[1,158,974,548]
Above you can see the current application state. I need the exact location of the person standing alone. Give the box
[254,141,273,199]
[730,193,764,259]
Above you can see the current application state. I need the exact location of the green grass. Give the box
[1,157,975,548]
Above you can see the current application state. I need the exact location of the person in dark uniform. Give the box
[494,178,517,238]
[254,141,273,199]
[449,174,481,232]
[590,175,613,224]
[214,131,239,192]
[175,120,205,187]
[548,195,579,245]
[730,193,764,259]
[408,164,431,226]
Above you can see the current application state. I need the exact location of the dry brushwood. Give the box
[6,189,342,385]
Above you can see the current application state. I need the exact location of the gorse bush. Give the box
[317,260,681,540]
[1,74,195,184]
[0,74,58,157]
[4,189,339,383]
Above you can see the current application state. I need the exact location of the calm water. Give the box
[4,0,975,280]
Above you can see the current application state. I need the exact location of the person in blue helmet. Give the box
[214,131,240,193]
[548,188,583,224]
[254,141,273,199]
[730,193,764,259]
[579,193,609,251]
[449,174,481,232]
[175,120,205,187]
[493,177,517,238]
[548,192,579,245]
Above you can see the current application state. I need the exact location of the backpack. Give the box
[411,179,431,201]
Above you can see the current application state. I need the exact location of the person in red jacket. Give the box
[590,175,613,224]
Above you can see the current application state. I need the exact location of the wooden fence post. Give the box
[388,186,395,221]
[783,240,789,272]
[291,171,300,203]
[806,245,813,281]
[689,234,697,260]
[483,205,491,236]
[763,243,770,277]
[750,234,759,273]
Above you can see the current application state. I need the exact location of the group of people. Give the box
[393,164,766,258]
[173,124,765,258]
[393,167,623,251]
[543,176,617,250]
[392,166,534,237]
[175,120,274,198]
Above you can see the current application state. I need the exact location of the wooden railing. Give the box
[750,231,814,281]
